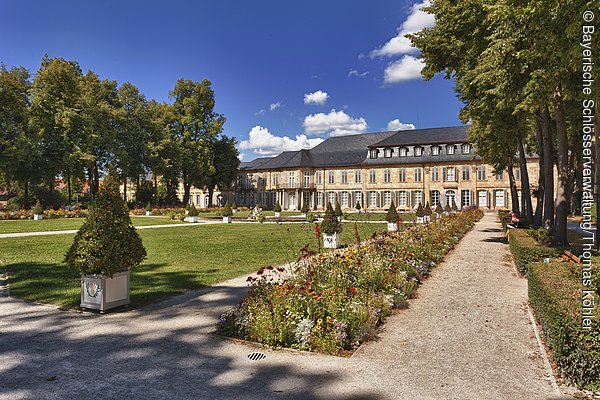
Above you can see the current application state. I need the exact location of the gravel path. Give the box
[0,213,569,399]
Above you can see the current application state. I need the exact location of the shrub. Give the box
[222,202,233,217]
[306,212,317,223]
[334,201,343,218]
[145,202,152,212]
[451,199,458,211]
[528,262,600,389]
[435,204,444,215]
[416,203,424,218]
[444,203,451,213]
[355,201,361,211]
[188,204,198,217]
[33,200,43,215]
[424,202,432,216]
[508,229,560,275]
[274,202,282,213]
[231,201,237,210]
[301,202,309,214]
[64,175,146,277]
[321,202,342,235]
[385,200,399,223]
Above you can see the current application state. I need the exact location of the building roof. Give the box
[240,126,477,171]
[369,126,468,148]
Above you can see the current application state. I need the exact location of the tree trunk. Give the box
[93,162,100,195]
[541,106,555,230]
[183,182,191,206]
[123,177,128,202]
[533,113,544,227]
[207,186,214,208]
[506,160,520,214]
[23,178,30,209]
[516,131,534,223]
[552,82,569,246]
[88,167,95,200]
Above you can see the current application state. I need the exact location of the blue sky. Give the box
[0,0,463,161]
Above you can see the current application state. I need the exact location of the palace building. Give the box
[236,126,540,211]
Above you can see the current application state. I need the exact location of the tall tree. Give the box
[168,79,224,205]
[205,135,239,206]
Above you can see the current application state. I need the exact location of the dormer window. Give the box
[461,144,471,154]
[384,148,393,158]
[432,146,440,156]
[447,145,455,155]
[369,149,379,159]
[414,146,423,157]
[399,147,408,157]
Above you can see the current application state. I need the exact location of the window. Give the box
[341,170,348,184]
[289,192,296,209]
[495,171,504,181]
[445,190,456,208]
[384,191,392,206]
[369,169,376,183]
[514,168,521,180]
[414,167,423,182]
[413,191,423,207]
[370,149,378,159]
[369,191,377,207]
[328,171,335,184]
[328,191,337,206]
[384,148,393,158]
[317,192,324,207]
[398,191,408,207]
[341,191,349,207]
[430,190,440,206]
[478,190,488,207]
[432,146,440,156]
[447,145,455,155]
[431,167,439,182]
[205,196,209,207]
[399,147,408,157]
[462,166,470,181]
[315,171,322,185]
[354,191,362,207]
[398,168,406,182]
[288,171,295,187]
[354,169,361,184]
[495,190,505,207]
[461,190,471,208]
[445,167,456,182]
[196,195,201,205]
[384,169,391,183]
[303,171,310,187]
[273,173,279,186]
[414,147,423,156]
[462,144,471,154]
[477,165,487,181]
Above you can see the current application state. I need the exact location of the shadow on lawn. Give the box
[0,283,383,400]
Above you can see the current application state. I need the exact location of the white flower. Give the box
[294,318,314,345]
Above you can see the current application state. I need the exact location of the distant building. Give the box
[236,126,545,211]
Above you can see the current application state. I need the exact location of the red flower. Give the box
[348,287,357,294]
[315,223,321,239]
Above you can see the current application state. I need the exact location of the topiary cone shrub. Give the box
[64,175,146,278]
[321,202,342,235]
[145,202,152,212]
[301,202,309,215]
[451,199,458,211]
[222,202,233,217]
[334,201,343,219]
[33,200,44,218]
[274,202,282,213]
[188,203,199,217]
[435,203,444,215]
[424,202,432,216]
[355,201,362,212]
[231,201,237,210]
[386,200,399,223]
[416,202,424,218]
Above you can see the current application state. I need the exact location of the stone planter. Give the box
[387,222,398,231]
[145,211,152,216]
[274,212,281,218]
[301,213,307,218]
[184,216,198,223]
[416,216,424,224]
[185,210,189,215]
[81,270,130,312]
[33,214,43,221]
[223,216,232,223]
[337,216,342,222]
[323,232,339,249]
[423,215,431,223]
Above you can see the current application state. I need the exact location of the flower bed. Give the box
[218,209,484,355]
[0,208,88,220]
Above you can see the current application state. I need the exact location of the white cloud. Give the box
[358,52,366,60]
[384,55,425,83]
[239,126,324,156]
[238,153,245,161]
[303,109,368,137]
[370,1,434,58]
[269,102,282,111]
[304,90,329,105]
[255,109,266,116]
[348,69,369,78]
[387,119,416,131]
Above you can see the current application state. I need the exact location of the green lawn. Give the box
[344,211,416,222]
[0,216,183,234]
[0,221,385,309]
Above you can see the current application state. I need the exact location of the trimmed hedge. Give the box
[528,262,600,390]
[508,229,560,275]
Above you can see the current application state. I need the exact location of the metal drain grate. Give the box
[247,352,266,361]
